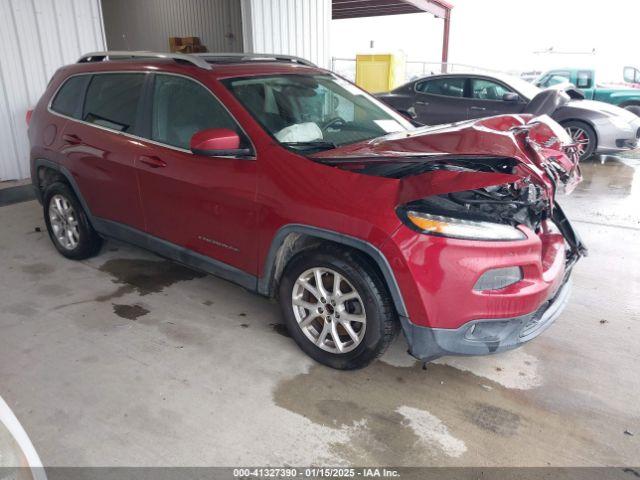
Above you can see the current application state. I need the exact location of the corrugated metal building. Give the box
[0,0,105,181]
[241,0,330,69]
[102,0,244,53]
[0,0,331,181]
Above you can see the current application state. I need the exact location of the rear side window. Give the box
[470,78,512,100]
[576,71,593,89]
[151,74,243,150]
[416,77,466,97]
[83,74,145,132]
[50,75,89,118]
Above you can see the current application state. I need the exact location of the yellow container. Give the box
[355,53,406,93]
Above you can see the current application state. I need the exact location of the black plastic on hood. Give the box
[315,155,519,179]
[524,89,570,116]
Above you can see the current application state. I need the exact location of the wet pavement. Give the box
[0,154,638,467]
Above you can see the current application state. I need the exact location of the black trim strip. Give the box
[92,218,257,292]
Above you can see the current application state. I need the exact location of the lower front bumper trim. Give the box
[401,280,572,362]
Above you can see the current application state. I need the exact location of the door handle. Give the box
[62,133,82,145]
[139,155,167,168]
[415,101,429,106]
[470,106,487,111]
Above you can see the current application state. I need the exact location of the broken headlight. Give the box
[401,211,527,241]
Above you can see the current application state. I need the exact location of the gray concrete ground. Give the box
[0,155,638,467]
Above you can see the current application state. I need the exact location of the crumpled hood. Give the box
[311,114,582,198]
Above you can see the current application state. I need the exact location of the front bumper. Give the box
[594,117,640,153]
[400,279,572,361]
[387,202,585,362]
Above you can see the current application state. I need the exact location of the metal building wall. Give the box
[0,0,106,181]
[102,0,244,53]
[241,0,331,68]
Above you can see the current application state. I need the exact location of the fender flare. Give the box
[32,159,94,222]
[258,224,409,319]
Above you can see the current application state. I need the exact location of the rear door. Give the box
[135,73,258,275]
[466,77,526,119]
[412,76,468,124]
[57,72,147,229]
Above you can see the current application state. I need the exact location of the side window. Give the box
[543,71,571,87]
[576,71,593,89]
[50,76,89,118]
[151,74,243,150]
[623,66,640,84]
[470,79,512,100]
[83,74,145,132]
[415,77,465,97]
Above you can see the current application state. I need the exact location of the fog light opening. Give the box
[473,266,523,291]
[465,320,511,342]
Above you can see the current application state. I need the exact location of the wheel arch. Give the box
[259,225,409,319]
[32,159,94,221]
[559,118,599,150]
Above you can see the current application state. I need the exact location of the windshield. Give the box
[223,74,413,151]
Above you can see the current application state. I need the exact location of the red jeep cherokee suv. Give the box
[28,51,586,369]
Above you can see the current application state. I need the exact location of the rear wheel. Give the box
[562,120,596,160]
[43,182,102,260]
[278,246,397,370]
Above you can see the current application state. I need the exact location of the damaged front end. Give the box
[313,114,588,264]
[312,114,588,360]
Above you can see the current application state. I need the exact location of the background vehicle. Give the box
[29,52,583,370]
[534,67,640,115]
[377,72,640,159]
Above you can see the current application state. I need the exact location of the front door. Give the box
[466,77,526,120]
[135,73,258,275]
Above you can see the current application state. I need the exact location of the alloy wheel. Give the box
[291,267,367,354]
[565,126,590,157]
[48,194,80,250]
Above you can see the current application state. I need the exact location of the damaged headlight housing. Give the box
[402,211,527,241]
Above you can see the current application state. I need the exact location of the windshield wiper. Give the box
[281,141,337,151]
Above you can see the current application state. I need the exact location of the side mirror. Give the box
[190,128,252,157]
[398,108,417,120]
[502,92,520,102]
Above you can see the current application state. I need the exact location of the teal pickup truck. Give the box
[534,67,640,115]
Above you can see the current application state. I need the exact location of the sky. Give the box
[330,0,640,81]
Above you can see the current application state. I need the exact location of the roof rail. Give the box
[193,52,317,68]
[77,51,213,70]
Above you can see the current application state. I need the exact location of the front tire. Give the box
[43,182,102,260]
[562,120,597,160]
[278,245,397,370]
